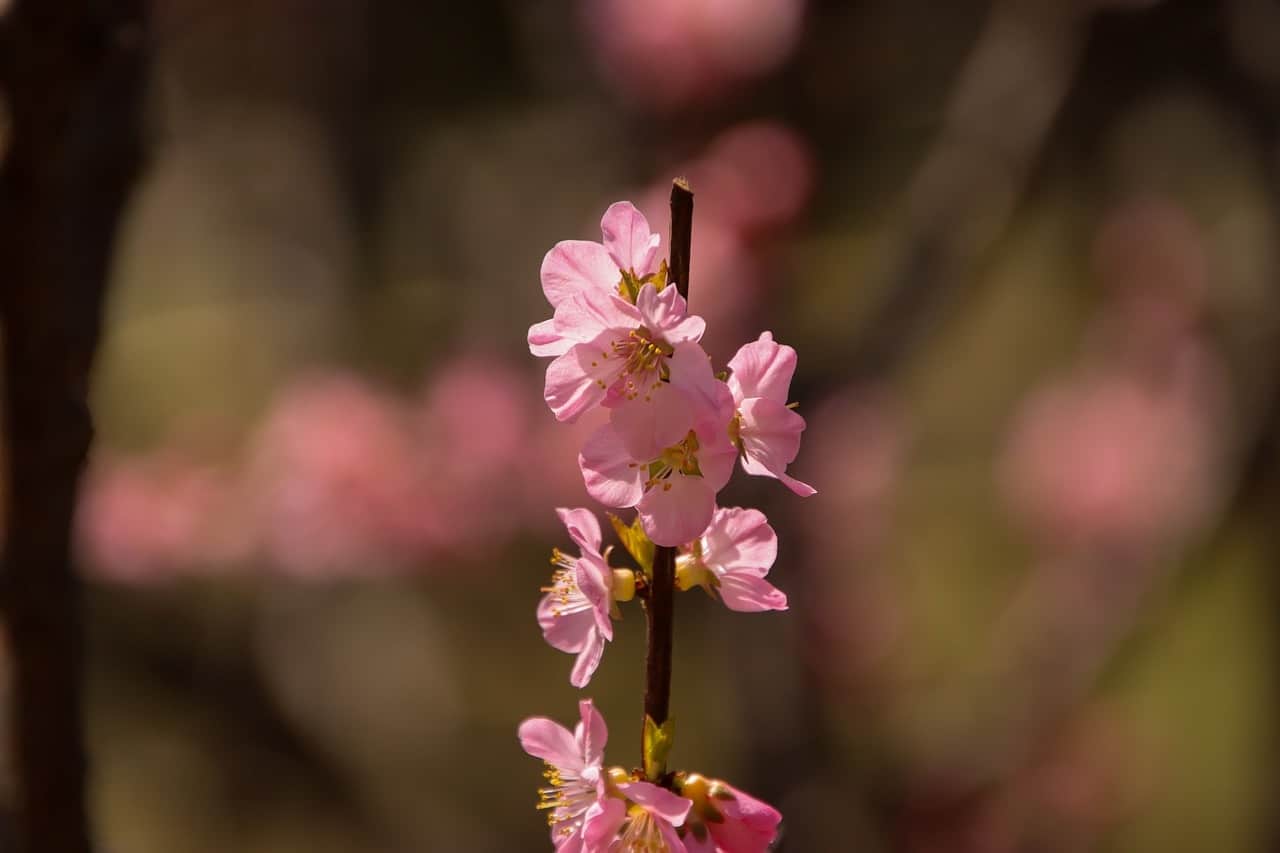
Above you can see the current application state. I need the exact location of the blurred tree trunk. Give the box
[0,2,149,852]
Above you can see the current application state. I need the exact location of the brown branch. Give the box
[642,180,693,781]
[0,2,150,852]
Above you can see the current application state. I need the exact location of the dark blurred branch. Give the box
[641,180,692,782]
[0,2,149,852]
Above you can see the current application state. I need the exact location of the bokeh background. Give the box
[8,0,1280,850]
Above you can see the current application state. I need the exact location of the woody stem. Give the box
[642,179,692,782]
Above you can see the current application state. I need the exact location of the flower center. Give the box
[537,762,599,832]
[596,328,673,402]
[640,431,703,492]
[541,549,592,619]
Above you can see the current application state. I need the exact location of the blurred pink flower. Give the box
[247,373,426,577]
[1001,349,1223,553]
[583,0,807,110]
[78,452,245,582]
[676,506,787,612]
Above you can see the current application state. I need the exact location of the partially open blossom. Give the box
[529,201,665,358]
[676,506,787,612]
[539,508,635,688]
[676,773,782,853]
[727,331,815,496]
[579,346,736,546]
[519,700,692,852]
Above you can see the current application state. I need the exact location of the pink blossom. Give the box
[519,700,692,852]
[727,332,815,496]
[677,507,787,612]
[677,773,782,853]
[579,346,736,547]
[530,201,664,358]
[542,284,706,420]
[519,699,615,852]
[539,508,626,688]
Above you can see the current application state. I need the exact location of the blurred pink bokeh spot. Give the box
[583,0,806,109]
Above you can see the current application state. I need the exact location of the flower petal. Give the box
[541,240,620,308]
[727,331,797,404]
[708,785,783,853]
[617,781,693,826]
[538,593,596,653]
[544,341,615,422]
[718,570,788,612]
[518,717,583,771]
[609,384,697,462]
[636,283,705,344]
[601,201,661,276]
[582,797,627,849]
[529,318,572,357]
[738,396,815,495]
[703,507,777,575]
[577,699,608,768]
[575,551,615,641]
[556,507,603,554]
[580,425,645,508]
[638,476,716,547]
[569,631,604,688]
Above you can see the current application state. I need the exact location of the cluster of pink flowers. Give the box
[521,200,810,850]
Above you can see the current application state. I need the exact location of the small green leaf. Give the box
[608,513,655,575]
[618,270,642,303]
[642,714,675,781]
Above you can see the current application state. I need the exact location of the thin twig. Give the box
[642,179,693,781]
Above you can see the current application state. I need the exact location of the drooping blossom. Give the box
[529,201,665,358]
[676,773,782,853]
[579,344,736,547]
[727,332,815,496]
[518,700,692,852]
[676,506,787,612]
[539,508,634,688]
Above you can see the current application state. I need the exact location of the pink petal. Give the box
[638,476,716,547]
[668,342,733,427]
[518,717,583,771]
[727,331,797,404]
[617,781,693,826]
[529,318,572,357]
[552,829,584,853]
[682,827,716,853]
[579,425,645,508]
[544,341,615,422]
[636,284,705,344]
[557,507,603,554]
[541,240,620,308]
[556,285,640,339]
[658,818,688,853]
[601,201,661,276]
[718,570,788,612]
[609,384,697,462]
[695,427,739,493]
[709,787,783,853]
[737,397,815,495]
[570,634,603,688]
[703,507,777,574]
[582,797,627,849]
[577,699,609,768]
[538,594,596,653]
[575,551,615,641]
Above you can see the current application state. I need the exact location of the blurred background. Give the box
[9,0,1280,849]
